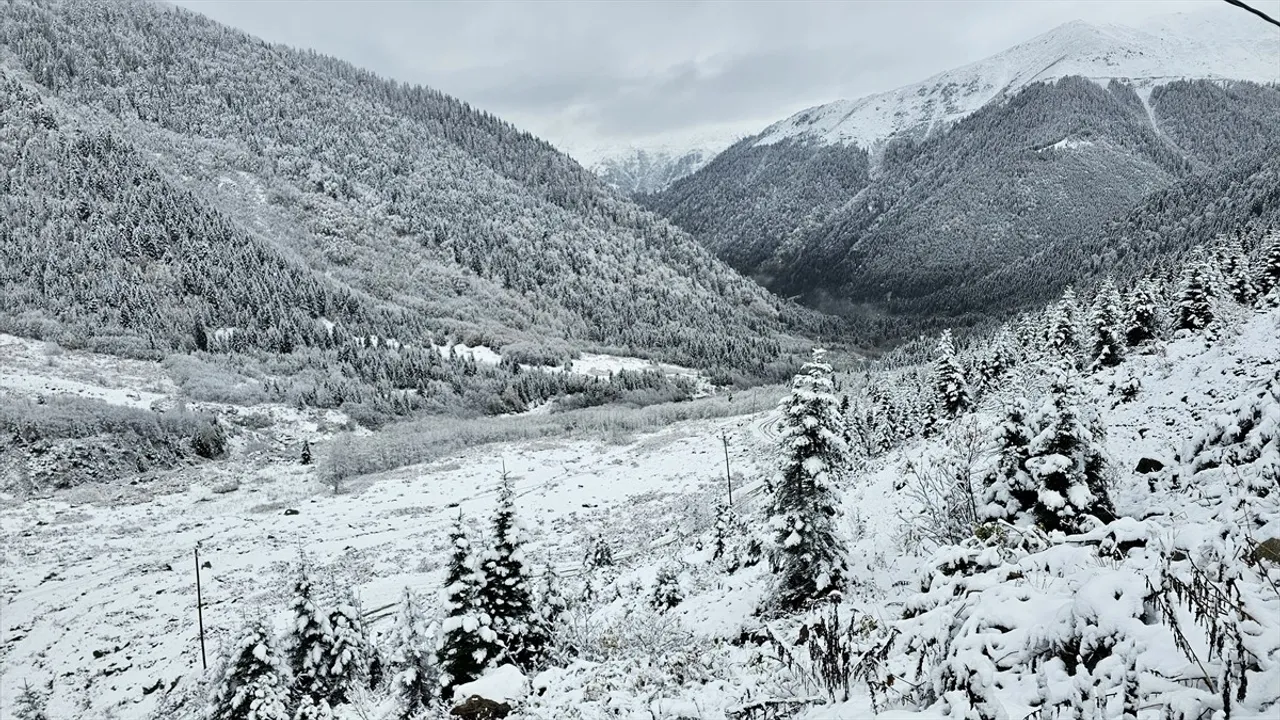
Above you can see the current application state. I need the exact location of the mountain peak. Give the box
[755,9,1280,151]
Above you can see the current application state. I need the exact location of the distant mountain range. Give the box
[642,10,1280,338]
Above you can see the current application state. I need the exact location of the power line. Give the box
[1222,0,1280,29]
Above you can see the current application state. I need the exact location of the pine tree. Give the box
[1123,280,1159,347]
[387,588,436,720]
[1047,287,1081,364]
[479,471,537,667]
[1256,235,1280,305]
[931,330,971,419]
[207,621,292,720]
[1218,235,1255,305]
[1088,278,1124,371]
[1175,258,1214,332]
[650,563,684,612]
[979,397,1037,524]
[436,513,498,699]
[1025,366,1113,534]
[712,503,736,561]
[320,591,370,705]
[976,326,1017,392]
[767,349,849,612]
[13,682,49,720]
[583,535,614,569]
[284,562,333,706]
[523,564,566,670]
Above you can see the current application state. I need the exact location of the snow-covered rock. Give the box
[453,664,529,703]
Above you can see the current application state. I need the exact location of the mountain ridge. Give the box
[755,11,1280,155]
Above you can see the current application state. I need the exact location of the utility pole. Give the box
[195,544,207,671]
[721,431,733,507]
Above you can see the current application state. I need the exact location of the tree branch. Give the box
[1222,0,1280,29]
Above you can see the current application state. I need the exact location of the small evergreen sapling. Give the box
[13,682,49,720]
[1087,278,1124,371]
[284,561,333,707]
[523,564,567,670]
[207,620,291,720]
[1123,280,1159,347]
[979,398,1036,524]
[767,349,850,613]
[480,471,537,667]
[650,563,684,612]
[1025,366,1113,534]
[320,591,371,705]
[387,587,437,720]
[436,513,498,698]
[1175,258,1214,332]
[1048,287,1082,364]
[1256,236,1280,305]
[931,330,971,419]
[1218,235,1255,305]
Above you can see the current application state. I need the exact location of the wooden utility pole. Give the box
[721,432,733,507]
[195,544,207,671]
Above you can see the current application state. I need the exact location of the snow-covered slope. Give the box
[756,10,1280,151]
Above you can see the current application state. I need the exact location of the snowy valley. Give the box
[2,1,1280,719]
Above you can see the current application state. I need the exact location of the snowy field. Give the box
[2,307,1278,718]
[0,334,770,718]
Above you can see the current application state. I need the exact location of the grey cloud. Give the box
[171,0,1227,154]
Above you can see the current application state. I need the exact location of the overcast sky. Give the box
[169,0,1266,159]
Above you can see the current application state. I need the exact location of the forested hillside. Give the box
[0,0,827,420]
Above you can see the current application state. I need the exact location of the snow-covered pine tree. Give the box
[387,588,436,720]
[1257,235,1280,305]
[207,620,291,720]
[320,591,370,705]
[284,561,333,707]
[1025,366,1113,534]
[583,535,614,570]
[1047,287,1082,364]
[976,326,1017,392]
[480,471,537,667]
[1087,278,1124,371]
[1218,234,1255,305]
[523,564,566,670]
[767,349,849,613]
[436,513,498,698]
[650,563,684,612]
[1175,256,1214,332]
[13,682,49,720]
[979,397,1037,524]
[931,330,971,419]
[1123,280,1159,347]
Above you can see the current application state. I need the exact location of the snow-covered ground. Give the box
[2,307,1277,718]
[0,336,771,717]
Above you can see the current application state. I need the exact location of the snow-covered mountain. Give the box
[589,144,726,196]
[644,9,1280,335]
[756,10,1280,153]
[574,127,748,195]
[752,10,1274,153]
